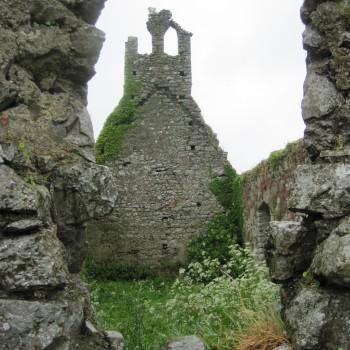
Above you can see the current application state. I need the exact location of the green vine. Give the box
[95,73,140,164]
[188,163,243,264]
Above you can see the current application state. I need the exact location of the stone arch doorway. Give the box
[255,201,271,261]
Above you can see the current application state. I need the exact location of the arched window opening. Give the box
[164,27,178,55]
[256,201,271,261]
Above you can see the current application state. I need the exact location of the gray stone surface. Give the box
[273,345,292,350]
[0,0,121,349]
[106,331,124,350]
[289,163,350,218]
[88,10,228,270]
[302,71,343,121]
[266,221,314,282]
[311,218,350,288]
[285,287,329,349]
[264,1,350,348]
[0,228,69,291]
[161,336,206,350]
[0,298,83,350]
[4,219,42,234]
[0,165,37,214]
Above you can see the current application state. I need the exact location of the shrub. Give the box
[84,260,156,281]
[163,246,280,349]
[188,163,243,266]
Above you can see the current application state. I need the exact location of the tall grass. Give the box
[88,245,283,350]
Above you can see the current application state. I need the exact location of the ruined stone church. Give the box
[88,10,228,270]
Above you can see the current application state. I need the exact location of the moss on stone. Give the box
[310,1,350,90]
[241,140,305,184]
[95,76,140,164]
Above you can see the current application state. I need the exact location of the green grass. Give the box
[89,278,180,350]
[87,247,281,350]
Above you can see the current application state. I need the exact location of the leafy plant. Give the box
[188,163,243,267]
[89,245,281,350]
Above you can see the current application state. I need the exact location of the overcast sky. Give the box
[87,0,306,173]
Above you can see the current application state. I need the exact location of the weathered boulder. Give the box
[289,163,350,218]
[265,1,350,348]
[266,221,315,282]
[161,336,206,350]
[284,286,330,349]
[0,0,123,348]
[52,162,117,272]
[0,298,83,350]
[105,331,124,350]
[310,217,350,288]
[0,227,69,292]
[302,71,343,121]
[0,165,37,214]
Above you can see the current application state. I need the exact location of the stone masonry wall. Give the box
[241,140,306,260]
[88,10,228,270]
[0,1,122,349]
[266,1,350,349]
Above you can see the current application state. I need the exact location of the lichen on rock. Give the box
[0,0,120,349]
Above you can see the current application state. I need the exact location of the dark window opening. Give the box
[123,161,131,167]
[196,202,202,207]
[189,121,193,126]
[180,71,185,76]
[132,70,137,76]
[162,244,168,250]
[190,145,195,150]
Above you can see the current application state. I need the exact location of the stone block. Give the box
[302,70,343,121]
[0,227,69,291]
[105,331,124,350]
[0,298,83,350]
[289,163,350,217]
[311,218,350,288]
[161,336,206,350]
[285,286,330,350]
[266,221,313,282]
[0,165,37,214]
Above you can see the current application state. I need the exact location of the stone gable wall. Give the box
[87,10,228,270]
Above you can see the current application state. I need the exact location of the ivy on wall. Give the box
[95,74,140,164]
[188,163,244,264]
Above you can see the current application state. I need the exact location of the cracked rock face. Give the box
[0,0,120,349]
[265,1,350,349]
